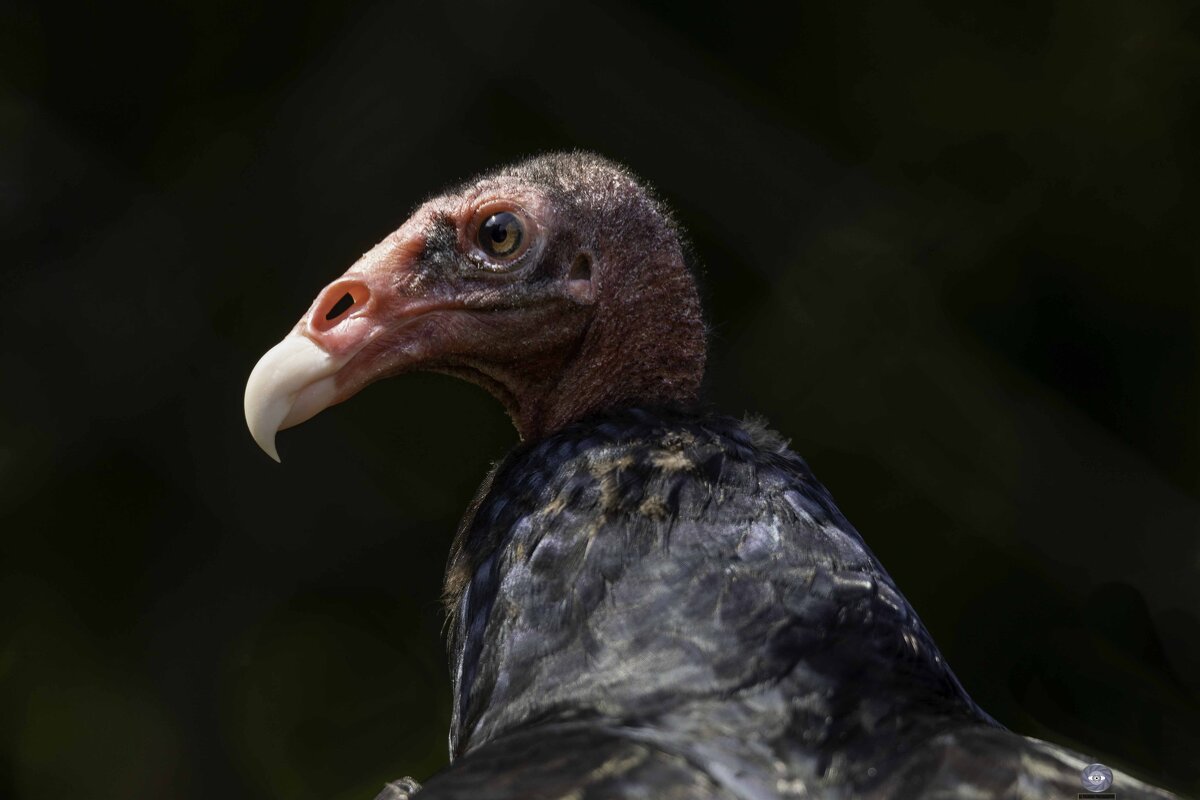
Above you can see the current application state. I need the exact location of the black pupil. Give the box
[480,212,522,256]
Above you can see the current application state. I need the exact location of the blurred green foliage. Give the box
[1,1,1197,797]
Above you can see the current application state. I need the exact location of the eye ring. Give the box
[466,203,534,268]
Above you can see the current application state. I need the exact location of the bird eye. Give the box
[477,211,525,259]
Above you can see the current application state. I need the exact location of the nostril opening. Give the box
[312,282,371,333]
[325,292,355,321]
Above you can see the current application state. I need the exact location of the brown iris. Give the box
[478,211,524,258]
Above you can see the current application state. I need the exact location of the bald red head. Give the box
[245,152,706,460]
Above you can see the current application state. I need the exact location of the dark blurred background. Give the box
[2,1,1198,797]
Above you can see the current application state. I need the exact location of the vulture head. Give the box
[245,153,706,460]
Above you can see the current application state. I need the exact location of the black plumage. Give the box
[417,409,1175,798]
[244,153,1182,799]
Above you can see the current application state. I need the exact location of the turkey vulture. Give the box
[245,153,1179,799]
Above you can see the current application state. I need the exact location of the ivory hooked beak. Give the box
[243,333,346,462]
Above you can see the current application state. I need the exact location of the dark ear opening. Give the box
[569,252,593,282]
[566,252,596,304]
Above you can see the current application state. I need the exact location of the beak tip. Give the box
[258,432,283,463]
[245,408,283,463]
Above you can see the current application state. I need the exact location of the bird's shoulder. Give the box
[413,718,1182,800]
